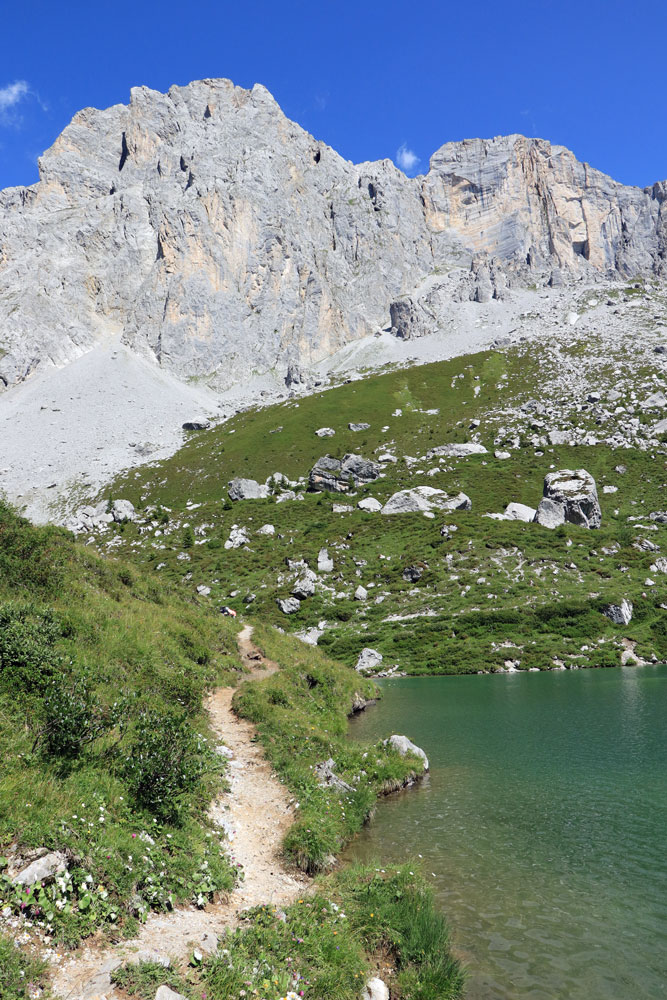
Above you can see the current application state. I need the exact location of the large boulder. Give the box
[541,468,602,528]
[382,486,471,515]
[385,734,429,771]
[356,647,383,673]
[182,418,211,430]
[278,597,301,614]
[603,600,633,625]
[228,478,269,501]
[308,454,381,493]
[110,499,137,522]
[389,296,430,340]
[292,569,316,599]
[505,501,537,522]
[224,524,249,549]
[358,496,382,512]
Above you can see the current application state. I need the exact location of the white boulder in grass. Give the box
[358,497,382,512]
[228,477,269,501]
[504,502,537,522]
[12,851,67,886]
[427,442,487,458]
[356,648,383,673]
[382,486,471,515]
[317,547,334,572]
[540,468,601,529]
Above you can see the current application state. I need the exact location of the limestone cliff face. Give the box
[0,79,434,389]
[0,80,664,390]
[422,135,666,274]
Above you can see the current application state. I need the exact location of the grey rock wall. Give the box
[1,81,665,392]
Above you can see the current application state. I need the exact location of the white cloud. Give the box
[396,143,420,174]
[0,80,30,114]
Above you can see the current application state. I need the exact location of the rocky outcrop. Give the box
[381,486,471,515]
[1,80,665,393]
[356,647,383,673]
[427,442,487,458]
[0,79,431,391]
[604,600,633,625]
[308,453,381,493]
[421,134,667,276]
[11,850,67,886]
[541,468,602,528]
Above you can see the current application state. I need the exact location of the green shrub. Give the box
[124,711,213,822]
[38,673,113,759]
[0,603,61,693]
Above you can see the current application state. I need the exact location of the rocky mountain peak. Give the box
[0,78,665,393]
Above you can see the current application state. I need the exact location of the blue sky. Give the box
[1,0,665,191]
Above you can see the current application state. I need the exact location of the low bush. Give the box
[0,603,61,693]
[124,711,216,822]
[38,673,113,759]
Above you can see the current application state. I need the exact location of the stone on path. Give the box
[155,988,186,1000]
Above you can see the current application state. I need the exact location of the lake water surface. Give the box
[345,666,667,1000]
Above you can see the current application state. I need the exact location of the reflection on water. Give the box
[344,666,667,1000]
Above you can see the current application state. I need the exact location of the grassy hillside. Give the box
[0,500,242,948]
[0,502,450,1000]
[98,318,667,676]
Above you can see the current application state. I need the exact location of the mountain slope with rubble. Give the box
[71,272,667,677]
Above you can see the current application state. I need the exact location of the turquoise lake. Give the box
[345,666,667,1000]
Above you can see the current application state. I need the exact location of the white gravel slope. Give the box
[0,335,222,523]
